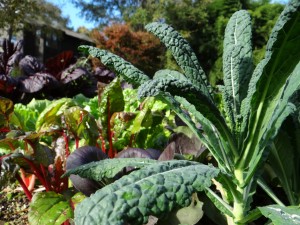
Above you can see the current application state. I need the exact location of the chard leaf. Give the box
[238,0,300,170]
[98,78,124,141]
[64,106,99,146]
[79,45,149,87]
[145,22,212,99]
[28,191,73,225]
[74,160,219,225]
[64,158,156,181]
[258,205,300,225]
[131,97,155,134]
[222,10,253,132]
[36,98,73,132]
[33,143,55,167]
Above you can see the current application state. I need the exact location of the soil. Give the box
[0,185,29,225]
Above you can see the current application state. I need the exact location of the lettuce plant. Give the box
[75,1,300,224]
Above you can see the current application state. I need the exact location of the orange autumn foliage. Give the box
[91,23,164,76]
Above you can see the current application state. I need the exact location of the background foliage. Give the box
[72,0,284,85]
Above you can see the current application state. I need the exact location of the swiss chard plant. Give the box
[73,1,300,224]
[0,77,174,224]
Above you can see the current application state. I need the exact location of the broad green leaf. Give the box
[160,193,204,225]
[98,78,125,141]
[79,45,149,87]
[64,106,99,146]
[36,98,73,132]
[222,10,253,132]
[243,62,300,185]
[73,94,101,119]
[26,98,51,113]
[238,0,300,171]
[64,158,156,181]
[131,97,154,134]
[11,99,50,131]
[13,104,38,131]
[74,160,219,225]
[28,191,73,225]
[145,22,212,99]
[258,205,300,225]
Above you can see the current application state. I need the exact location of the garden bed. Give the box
[0,185,29,225]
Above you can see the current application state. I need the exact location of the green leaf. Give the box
[258,205,300,225]
[205,187,234,218]
[79,45,149,87]
[36,98,73,132]
[243,62,300,185]
[74,160,219,225]
[153,69,188,82]
[238,0,300,171]
[28,191,73,225]
[222,10,253,131]
[98,78,125,141]
[64,158,156,180]
[26,98,51,113]
[138,78,237,160]
[174,96,235,172]
[160,193,204,225]
[145,22,212,99]
[131,97,154,134]
[11,99,52,131]
[64,106,99,146]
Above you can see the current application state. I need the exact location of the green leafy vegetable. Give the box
[76,1,300,224]
[64,158,156,181]
[28,191,73,225]
[258,205,300,225]
[79,46,149,87]
[74,160,219,225]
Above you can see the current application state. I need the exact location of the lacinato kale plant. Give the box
[75,1,300,224]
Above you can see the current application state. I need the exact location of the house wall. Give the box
[0,25,94,62]
[24,26,94,62]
